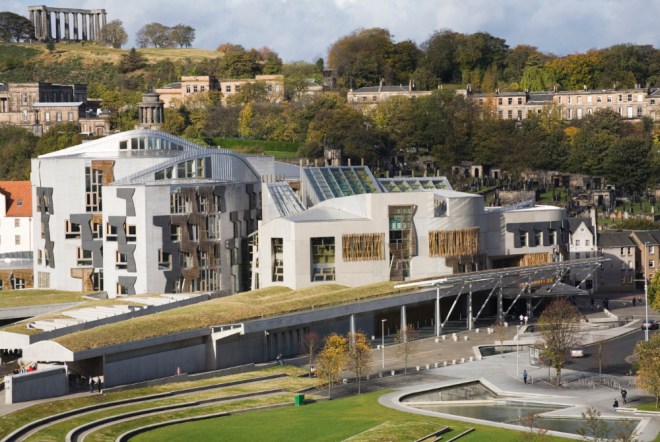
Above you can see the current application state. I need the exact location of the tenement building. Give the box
[0,82,109,136]
[31,129,266,296]
[156,75,285,107]
[28,6,107,42]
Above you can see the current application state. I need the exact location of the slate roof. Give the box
[631,231,660,246]
[351,86,411,93]
[598,230,638,248]
[568,218,593,234]
[0,181,32,217]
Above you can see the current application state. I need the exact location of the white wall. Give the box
[0,191,32,254]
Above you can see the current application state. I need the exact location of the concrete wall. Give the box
[5,366,67,404]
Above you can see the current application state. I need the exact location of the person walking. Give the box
[621,388,628,405]
[632,298,636,307]
[524,316,529,325]
[519,314,524,325]
[310,365,316,377]
[523,370,528,384]
[613,398,619,411]
[97,377,102,393]
[277,354,283,366]
[89,377,94,393]
[590,298,595,309]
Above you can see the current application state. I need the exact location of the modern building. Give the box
[156,75,285,108]
[31,129,268,296]
[0,181,33,255]
[256,169,568,290]
[567,218,597,290]
[0,82,110,136]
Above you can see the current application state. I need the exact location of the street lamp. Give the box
[516,325,520,375]
[636,242,650,341]
[382,319,387,369]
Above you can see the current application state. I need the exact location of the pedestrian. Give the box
[176,367,181,375]
[89,377,94,393]
[310,365,316,377]
[621,387,627,405]
[591,298,595,309]
[524,316,529,325]
[633,298,636,307]
[97,377,102,393]
[277,354,283,367]
[519,314,524,325]
[613,398,619,411]
[13,368,18,375]
[523,370,528,384]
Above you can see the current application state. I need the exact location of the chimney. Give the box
[386,171,389,178]
[583,85,587,91]
[361,158,364,166]
[613,82,618,91]
[635,83,640,89]
[315,159,318,167]
[348,158,351,166]
[409,79,412,92]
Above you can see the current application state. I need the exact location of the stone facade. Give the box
[28,6,106,42]
[0,82,109,136]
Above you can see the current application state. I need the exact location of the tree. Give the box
[218,49,260,78]
[136,23,172,48]
[538,299,583,386]
[297,141,323,160]
[204,104,240,138]
[327,28,389,89]
[232,81,268,106]
[46,40,55,54]
[648,270,660,313]
[591,332,608,384]
[0,125,38,181]
[634,332,660,407]
[0,12,34,42]
[394,324,419,373]
[299,332,322,378]
[283,61,316,101]
[604,136,654,192]
[346,331,373,394]
[492,322,509,358]
[516,412,551,442]
[316,333,347,399]
[100,19,128,48]
[576,407,613,442]
[618,218,660,231]
[169,24,195,48]
[121,48,146,73]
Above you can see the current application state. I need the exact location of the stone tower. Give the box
[137,91,164,130]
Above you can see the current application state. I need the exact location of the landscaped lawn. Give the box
[131,391,573,442]
[0,289,90,309]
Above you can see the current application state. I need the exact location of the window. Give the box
[189,224,199,241]
[85,167,103,212]
[119,140,128,150]
[508,110,513,119]
[38,249,42,265]
[77,247,93,266]
[576,253,580,259]
[548,229,556,245]
[22,92,27,103]
[638,94,644,102]
[629,261,633,269]
[186,85,191,93]
[568,96,572,104]
[652,100,656,105]
[272,238,284,282]
[585,240,590,246]
[617,95,623,102]
[56,112,61,121]
[235,85,240,92]
[575,240,580,246]
[534,231,541,247]
[372,96,377,101]
[517,110,523,120]
[14,219,20,228]
[498,98,503,105]
[207,214,219,239]
[597,96,602,103]
[45,112,50,121]
[651,246,655,254]
[497,110,503,117]
[607,95,612,103]
[618,107,623,115]
[38,272,50,288]
[106,223,118,241]
[65,220,82,239]
[92,222,103,239]
[587,108,592,115]
[126,225,137,242]
[621,262,626,270]
[518,98,523,105]
[557,97,562,104]
[621,276,625,283]
[201,85,205,92]
[651,260,655,268]
[577,96,582,104]
[629,247,633,256]
[117,283,128,295]
[68,112,73,121]
[508,98,513,105]
[226,85,231,93]
[22,110,27,122]
[193,85,198,93]
[170,224,181,241]
[15,235,20,245]
[519,231,527,247]
[567,109,572,119]
[587,96,592,103]
[115,251,128,269]
[311,237,335,282]
[629,275,634,283]
[577,108,582,119]
[158,249,171,270]
[268,84,273,93]
[627,94,632,102]
[638,106,643,117]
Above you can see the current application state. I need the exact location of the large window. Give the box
[158,249,171,269]
[311,237,335,282]
[85,167,103,212]
[65,220,82,239]
[116,251,128,269]
[38,272,50,289]
[77,247,93,266]
[272,238,284,282]
[519,231,528,247]
[207,214,219,239]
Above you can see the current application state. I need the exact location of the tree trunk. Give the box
[357,374,361,394]
[556,368,561,386]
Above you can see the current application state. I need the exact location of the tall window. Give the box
[22,110,27,122]
[519,231,528,247]
[56,112,62,121]
[85,167,103,212]
[272,238,284,282]
[15,235,20,245]
[311,237,335,281]
[548,229,556,245]
[14,219,20,227]
[77,247,93,266]
[68,112,73,121]
[534,231,541,246]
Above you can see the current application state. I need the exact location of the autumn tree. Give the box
[100,19,128,48]
[299,332,322,378]
[538,299,582,386]
[634,332,660,408]
[316,333,348,399]
[516,412,551,442]
[395,324,419,373]
[0,12,34,42]
[346,331,373,394]
[283,61,316,101]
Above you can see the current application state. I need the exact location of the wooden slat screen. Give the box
[342,233,385,262]
[429,227,480,257]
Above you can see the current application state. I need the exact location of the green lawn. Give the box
[539,189,568,202]
[132,391,573,442]
[615,201,659,214]
[0,290,90,309]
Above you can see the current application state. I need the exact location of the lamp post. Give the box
[645,242,649,341]
[516,325,520,375]
[382,319,387,369]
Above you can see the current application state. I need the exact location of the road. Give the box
[563,328,656,376]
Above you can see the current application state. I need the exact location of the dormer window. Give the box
[17,200,22,206]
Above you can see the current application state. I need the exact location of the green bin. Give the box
[295,394,305,406]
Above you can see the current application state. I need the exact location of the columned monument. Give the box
[137,91,165,130]
[28,6,107,42]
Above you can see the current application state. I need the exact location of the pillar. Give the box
[95,14,100,41]
[64,13,69,40]
[55,12,61,41]
[497,278,504,323]
[81,14,87,40]
[44,10,51,40]
[29,10,35,38]
[467,287,473,330]
[436,287,441,336]
[73,13,78,40]
[160,107,164,123]
[35,11,42,39]
[350,314,355,339]
[527,298,533,319]
[139,107,143,123]
[102,12,106,29]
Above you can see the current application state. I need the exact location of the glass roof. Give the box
[268,183,305,217]
[378,177,451,192]
[303,167,381,202]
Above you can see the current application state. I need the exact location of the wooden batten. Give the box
[91,160,115,186]
[429,227,480,257]
[342,233,385,262]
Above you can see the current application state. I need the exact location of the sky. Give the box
[4,0,660,62]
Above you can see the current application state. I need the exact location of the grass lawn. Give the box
[53,282,414,352]
[131,391,573,442]
[25,376,318,442]
[0,366,305,440]
[0,290,90,309]
[539,189,568,202]
[631,401,660,412]
[615,201,659,214]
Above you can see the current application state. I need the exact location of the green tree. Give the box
[646,269,660,312]
[161,107,188,135]
[635,333,660,408]
[538,299,582,385]
[232,81,268,106]
[283,61,316,101]
[545,50,603,90]
[422,29,463,83]
[121,48,146,73]
[100,19,128,48]
[218,49,260,78]
[297,141,323,160]
[0,12,34,42]
[327,29,383,89]
[604,136,653,192]
[136,23,172,48]
[46,40,55,54]
[618,218,660,231]
[168,24,195,48]
[0,125,38,181]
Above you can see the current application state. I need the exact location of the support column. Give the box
[44,11,51,40]
[29,11,35,39]
[467,285,473,330]
[55,12,61,41]
[160,107,164,123]
[401,305,407,342]
[35,11,42,39]
[81,14,87,40]
[64,13,69,40]
[527,298,533,319]
[94,14,100,41]
[102,12,106,29]
[497,277,504,323]
[73,13,78,40]
[435,287,441,336]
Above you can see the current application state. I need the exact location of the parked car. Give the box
[641,319,659,330]
[570,347,584,358]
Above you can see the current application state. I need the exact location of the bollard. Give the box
[416,366,420,371]
[504,322,509,327]
[453,336,458,341]
[343,379,347,384]
[464,336,468,341]
[371,335,375,340]
[391,370,395,376]
[442,335,446,340]
[469,356,473,362]
[476,328,480,333]
[377,345,381,349]
[435,338,439,343]
[452,359,456,365]
[461,358,465,363]
[426,364,430,369]
[379,372,383,378]
[444,361,448,366]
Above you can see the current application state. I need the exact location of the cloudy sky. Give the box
[4,0,660,62]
